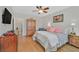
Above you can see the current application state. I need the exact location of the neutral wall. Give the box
[14,17,38,36]
[13,6,79,36]
[0,6,14,35]
[37,7,79,32]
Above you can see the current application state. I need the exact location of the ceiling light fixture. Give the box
[33,6,49,14]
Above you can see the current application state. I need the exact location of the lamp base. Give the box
[70,32,76,35]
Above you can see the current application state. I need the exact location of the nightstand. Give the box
[68,33,79,48]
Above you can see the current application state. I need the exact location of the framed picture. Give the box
[53,14,63,23]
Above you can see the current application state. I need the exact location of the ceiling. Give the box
[12,6,70,18]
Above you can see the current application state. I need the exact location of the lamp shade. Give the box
[71,23,76,26]
[71,19,76,26]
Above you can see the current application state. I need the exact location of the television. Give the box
[2,8,12,24]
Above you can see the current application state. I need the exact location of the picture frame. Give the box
[53,14,63,23]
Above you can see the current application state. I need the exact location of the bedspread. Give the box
[33,31,68,51]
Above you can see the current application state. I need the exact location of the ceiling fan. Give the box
[33,6,49,14]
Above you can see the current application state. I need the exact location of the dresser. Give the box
[26,19,36,36]
[68,33,79,48]
[0,35,17,52]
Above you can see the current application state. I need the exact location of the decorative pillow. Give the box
[47,22,51,27]
[54,27,62,33]
[38,28,46,31]
[47,26,62,33]
[6,32,14,36]
[47,27,55,32]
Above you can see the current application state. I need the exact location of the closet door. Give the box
[26,19,36,36]
[31,20,36,34]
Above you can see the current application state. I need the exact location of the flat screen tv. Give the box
[2,8,12,24]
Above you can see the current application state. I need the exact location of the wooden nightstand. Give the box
[68,33,79,48]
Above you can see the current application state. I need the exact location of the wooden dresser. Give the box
[0,35,17,52]
[26,18,36,36]
[68,33,79,48]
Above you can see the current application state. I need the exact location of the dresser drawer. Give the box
[69,35,79,48]
[69,38,76,44]
[0,35,17,52]
[75,38,79,47]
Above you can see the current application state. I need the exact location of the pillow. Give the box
[38,28,46,31]
[47,27,55,32]
[6,32,14,36]
[54,27,62,33]
[47,26,62,33]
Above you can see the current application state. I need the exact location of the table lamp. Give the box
[71,22,76,34]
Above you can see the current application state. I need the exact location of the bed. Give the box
[33,31,68,52]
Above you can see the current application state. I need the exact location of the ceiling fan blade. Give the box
[36,6,42,9]
[43,7,49,10]
[43,10,48,13]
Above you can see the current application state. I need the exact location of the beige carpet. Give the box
[58,44,79,52]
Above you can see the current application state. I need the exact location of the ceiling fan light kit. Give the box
[38,10,43,14]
